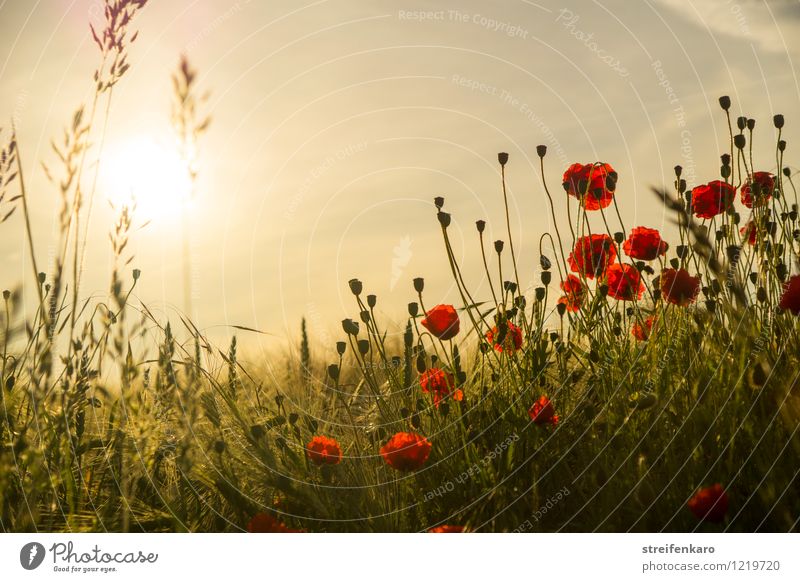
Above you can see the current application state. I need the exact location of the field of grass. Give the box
[1,0,799,533]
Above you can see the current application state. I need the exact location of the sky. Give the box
[0,0,798,358]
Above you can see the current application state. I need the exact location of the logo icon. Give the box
[20,542,46,570]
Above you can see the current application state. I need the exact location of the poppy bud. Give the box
[360,310,370,323]
[342,319,359,335]
[411,412,421,429]
[357,339,370,355]
[613,231,625,244]
[556,302,566,317]
[434,196,445,209]
[732,211,740,225]
[734,134,746,150]
[675,245,688,259]
[746,118,755,131]
[720,153,731,166]
[612,325,621,336]
[773,114,784,129]
[535,287,545,301]
[498,152,509,166]
[38,272,46,284]
[670,258,680,269]
[756,287,767,303]
[328,364,340,381]
[413,277,425,293]
[476,220,486,233]
[536,145,547,158]
[541,271,551,285]
[132,268,141,281]
[549,332,559,343]
[784,167,791,177]
[504,280,517,294]
[721,165,731,179]
[674,165,682,177]
[598,284,609,297]
[718,96,731,111]
[408,302,419,317]
[679,179,687,193]
[715,229,725,241]
[416,354,426,373]
[367,294,377,308]
[515,295,527,309]
[337,341,347,355]
[776,262,787,280]
[348,278,363,296]
[705,299,716,312]
[749,272,758,284]
[778,140,786,152]
[540,255,551,270]
[494,240,504,253]
[737,116,747,131]
[726,245,741,263]
[2,290,9,300]
[437,211,451,228]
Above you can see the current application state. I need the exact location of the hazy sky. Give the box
[1,0,798,356]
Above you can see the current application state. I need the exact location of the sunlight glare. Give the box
[102,137,192,220]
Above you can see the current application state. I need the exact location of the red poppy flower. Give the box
[421,304,460,341]
[660,268,701,306]
[779,275,800,315]
[740,171,775,208]
[528,395,559,426]
[420,367,462,408]
[622,227,669,260]
[486,321,523,353]
[380,432,431,471]
[605,263,644,301]
[687,484,729,523]
[631,315,657,341]
[305,435,342,466]
[557,275,585,313]
[247,513,301,533]
[428,525,465,533]
[691,180,735,219]
[740,221,757,245]
[563,162,618,210]
[568,234,617,279]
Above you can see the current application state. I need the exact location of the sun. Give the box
[102,136,193,220]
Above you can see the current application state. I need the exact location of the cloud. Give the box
[653,0,800,53]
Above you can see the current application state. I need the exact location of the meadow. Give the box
[1,0,798,533]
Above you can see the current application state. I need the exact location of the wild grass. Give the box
[1,2,798,532]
